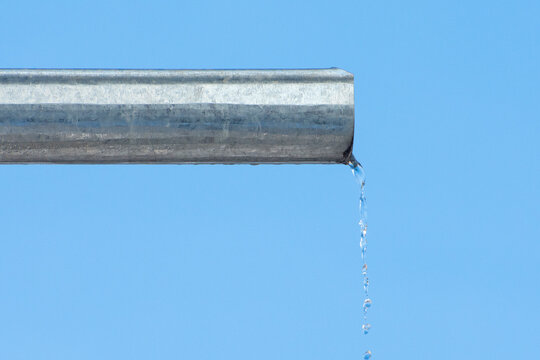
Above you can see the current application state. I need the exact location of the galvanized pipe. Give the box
[0,68,354,164]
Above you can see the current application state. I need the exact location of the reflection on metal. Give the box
[0,69,354,164]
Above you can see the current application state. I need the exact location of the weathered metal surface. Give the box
[0,69,354,164]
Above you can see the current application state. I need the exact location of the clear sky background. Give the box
[0,1,538,359]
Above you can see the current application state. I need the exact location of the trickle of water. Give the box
[348,155,372,358]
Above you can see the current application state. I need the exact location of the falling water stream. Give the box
[348,155,372,360]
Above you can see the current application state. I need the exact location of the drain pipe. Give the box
[0,68,354,164]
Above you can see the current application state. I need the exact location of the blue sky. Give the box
[0,1,539,359]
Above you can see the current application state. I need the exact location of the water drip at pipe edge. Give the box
[348,155,372,358]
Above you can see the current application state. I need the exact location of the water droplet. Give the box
[363,298,372,309]
[362,264,368,274]
[363,350,372,359]
[362,323,371,334]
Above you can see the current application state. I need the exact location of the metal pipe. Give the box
[0,68,354,164]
